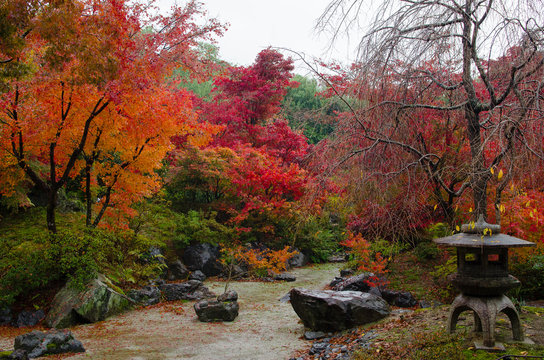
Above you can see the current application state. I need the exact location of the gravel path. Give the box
[1,263,340,360]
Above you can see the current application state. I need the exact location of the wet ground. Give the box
[0,263,340,360]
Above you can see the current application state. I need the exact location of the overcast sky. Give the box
[158,0,358,73]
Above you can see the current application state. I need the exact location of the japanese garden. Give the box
[1,0,544,359]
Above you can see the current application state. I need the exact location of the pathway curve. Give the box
[1,263,340,360]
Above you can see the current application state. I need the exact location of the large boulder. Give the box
[14,329,84,358]
[194,290,239,322]
[158,280,215,301]
[126,285,161,307]
[45,275,133,329]
[182,243,223,276]
[290,288,390,331]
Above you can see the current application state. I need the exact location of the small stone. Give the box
[327,254,347,263]
[159,280,215,301]
[217,290,238,302]
[189,270,206,282]
[14,329,84,358]
[304,331,326,340]
[394,291,417,308]
[12,310,45,328]
[274,273,296,282]
[167,260,189,281]
[340,269,354,277]
[309,342,329,355]
[0,308,12,326]
[127,286,160,307]
[194,299,239,322]
[328,277,344,288]
[279,293,291,303]
[392,309,413,316]
[340,345,348,353]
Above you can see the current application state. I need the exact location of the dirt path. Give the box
[1,263,340,360]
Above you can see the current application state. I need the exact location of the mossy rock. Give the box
[45,274,133,328]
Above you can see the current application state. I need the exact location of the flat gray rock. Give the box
[290,288,390,331]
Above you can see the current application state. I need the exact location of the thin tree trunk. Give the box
[46,189,57,233]
[85,160,93,227]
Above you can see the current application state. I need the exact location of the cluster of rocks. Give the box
[43,272,215,329]
[194,290,239,322]
[0,309,45,328]
[0,330,84,359]
[330,272,417,308]
[290,330,377,360]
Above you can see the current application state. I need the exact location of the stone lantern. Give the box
[434,215,535,350]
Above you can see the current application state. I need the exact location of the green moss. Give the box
[522,305,544,314]
[0,351,13,359]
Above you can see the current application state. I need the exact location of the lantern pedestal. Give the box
[448,293,522,349]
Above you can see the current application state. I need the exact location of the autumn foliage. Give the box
[167,49,318,249]
[0,0,224,231]
[340,232,388,286]
[221,244,299,277]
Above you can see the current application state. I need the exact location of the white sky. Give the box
[158,0,358,74]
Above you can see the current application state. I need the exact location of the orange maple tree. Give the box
[0,0,224,231]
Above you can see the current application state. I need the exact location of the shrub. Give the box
[414,241,440,261]
[510,252,544,301]
[341,232,388,285]
[0,223,164,307]
[369,238,409,259]
[426,222,452,239]
[292,214,343,262]
[172,210,236,249]
[430,254,457,301]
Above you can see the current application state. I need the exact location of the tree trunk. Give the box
[85,160,92,227]
[461,0,488,221]
[46,189,58,233]
[465,104,488,220]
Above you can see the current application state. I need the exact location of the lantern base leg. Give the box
[447,293,523,349]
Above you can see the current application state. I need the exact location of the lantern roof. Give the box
[433,215,535,248]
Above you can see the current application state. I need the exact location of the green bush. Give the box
[172,210,235,249]
[0,223,164,308]
[427,222,452,239]
[510,254,544,300]
[430,254,457,301]
[414,241,440,260]
[131,197,235,250]
[0,238,57,307]
[293,215,342,262]
[370,238,409,258]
